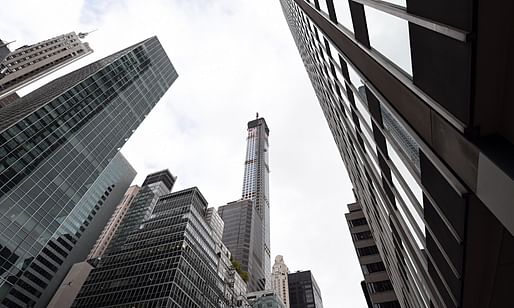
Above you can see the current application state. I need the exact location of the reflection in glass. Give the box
[386,139,423,206]
[365,6,412,75]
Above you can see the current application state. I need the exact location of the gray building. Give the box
[0,36,177,307]
[246,290,285,308]
[345,202,399,308]
[0,32,93,99]
[73,187,238,307]
[288,271,323,308]
[104,170,176,254]
[219,116,271,292]
[281,0,514,307]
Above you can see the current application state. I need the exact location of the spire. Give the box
[78,29,97,39]
[256,112,259,119]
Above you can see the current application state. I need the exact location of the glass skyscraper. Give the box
[219,117,271,292]
[287,271,323,308]
[280,1,514,307]
[0,36,177,307]
[73,187,234,307]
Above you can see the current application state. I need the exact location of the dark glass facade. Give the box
[218,199,264,292]
[288,271,323,308]
[72,187,229,307]
[104,170,175,254]
[0,36,177,307]
[280,1,514,307]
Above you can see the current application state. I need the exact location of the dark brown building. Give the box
[280,1,514,307]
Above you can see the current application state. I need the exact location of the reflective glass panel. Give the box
[365,6,412,75]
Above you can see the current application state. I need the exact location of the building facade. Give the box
[345,202,399,308]
[0,36,177,307]
[281,1,514,307]
[103,170,176,254]
[219,117,271,292]
[0,32,93,99]
[288,271,323,308]
[73,187,236,307]
[271,255,290,308]
[246,290,285,308]
[219,199,264,293]
[88,185,141,259]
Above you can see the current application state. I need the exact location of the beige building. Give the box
[88,185,140,259]
[0,31,93,99]
[272,255,290,308]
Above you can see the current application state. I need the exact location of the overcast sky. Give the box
[1,0,367,306]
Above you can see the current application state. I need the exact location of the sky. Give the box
[0,0,367,306]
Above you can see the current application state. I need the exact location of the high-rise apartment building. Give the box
[0,36,177,307]
[280,1,514,307]
[288,271,323,308]
[219,116,271,292]
[104,170,176,254]
[88,185,141,259]
[345,202,399,308]
[0,32,93,99]
[272,255,290,308]
[73,187,241,307]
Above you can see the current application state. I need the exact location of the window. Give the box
[357,245,379,256]
[352,230,372,241]
[349,217,367,227]
[368,280,394,293]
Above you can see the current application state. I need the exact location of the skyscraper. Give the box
[345,202,399,308]
[0,36,177,307]
[219,116,271,292]
[88,185,141,259]
[0,32,93,99]
[104,170,176,254]
[280,1,514,307]
[288,271,323,308]
[272,255,290,308]
[73,187,241,308]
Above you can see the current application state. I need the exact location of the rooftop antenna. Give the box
[256,112,259,119]
[0,40,15,48]
[78,29,98,39]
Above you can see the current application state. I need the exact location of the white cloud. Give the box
[1,0,366,306]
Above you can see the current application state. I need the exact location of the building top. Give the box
[248,117,270,135]
[142,169,176,190]
[0,36,158,133]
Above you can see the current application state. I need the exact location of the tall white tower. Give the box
[272,255,290,308]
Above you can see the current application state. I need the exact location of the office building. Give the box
[103,170,176,254]
[88,185,141,259]
[271,255,290,308]
[345,202,399,308]
[0,36,177,307]
[288,271,323,308]
[246,290,285,308]
[73,187,236,307]
[280,1,514,307]
[219,116,271,292]
[0,32,93,99]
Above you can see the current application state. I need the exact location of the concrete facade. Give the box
[88,185,140,259]
[0,32,93,99]
[272,255,290,308]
